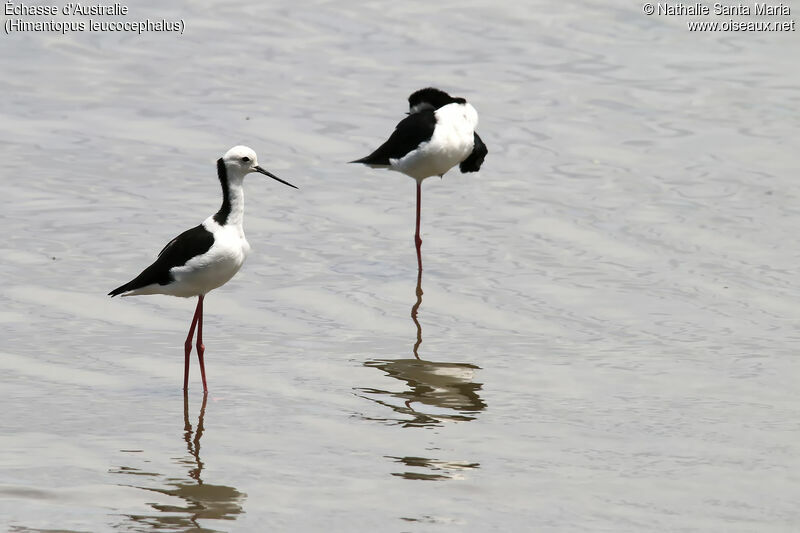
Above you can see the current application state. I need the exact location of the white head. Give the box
[220,145,297,188]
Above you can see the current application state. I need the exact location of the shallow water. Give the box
[1,0,799,531]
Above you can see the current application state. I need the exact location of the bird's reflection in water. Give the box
[387,456,481,481]
[359,267,486,481]
[358,269,487,428]
[360,357,486,427]
[110,393,245,532]
[410,268,424,358]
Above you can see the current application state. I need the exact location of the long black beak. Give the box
[254,165,298,189]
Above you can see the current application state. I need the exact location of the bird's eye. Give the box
[241,156,251,162]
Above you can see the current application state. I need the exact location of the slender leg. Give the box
[183,297,203,390]
[196,294,208,392]
[415,179,423,272]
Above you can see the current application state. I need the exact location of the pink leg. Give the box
[415,180,423,272]
[183,297,203,390]
[196,294,208,392]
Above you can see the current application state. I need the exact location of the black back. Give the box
[108,224,214,296]
[460,132,488,173]
[350,110,437,166]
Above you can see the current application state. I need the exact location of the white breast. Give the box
[391,102,478,180]
[168,219,250,297]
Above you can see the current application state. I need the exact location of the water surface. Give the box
[1,0,799,531]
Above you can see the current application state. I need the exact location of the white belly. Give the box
[168,224,250,297]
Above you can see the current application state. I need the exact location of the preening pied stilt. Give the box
[108,146,297,392]
[350,87,488,271]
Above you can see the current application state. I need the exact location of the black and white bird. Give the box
[108,145,297,392]
[350,87,487,270]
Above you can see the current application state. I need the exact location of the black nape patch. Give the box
[460,132,488,173]
[213,158,230,225]
[408,87,464,111]
[350,110,437,166]
[108,224,215,296]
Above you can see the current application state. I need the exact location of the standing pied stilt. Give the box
[350,87,488,271]
[108,146,297,392]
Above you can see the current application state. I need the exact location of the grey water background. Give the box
[1,0,798,531]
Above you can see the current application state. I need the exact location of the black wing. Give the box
[350,110,437,166]
[108,224,214,296]
[459,132,488,173]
